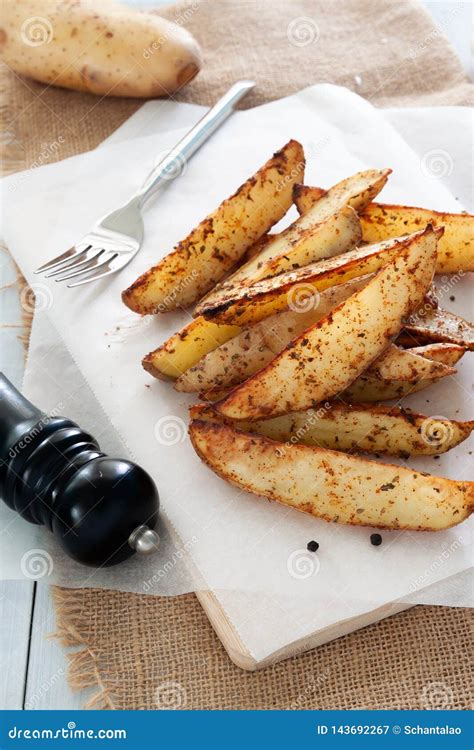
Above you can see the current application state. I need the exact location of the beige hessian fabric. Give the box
[1,0,472,710]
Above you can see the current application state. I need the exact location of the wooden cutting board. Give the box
[197,590,411,670]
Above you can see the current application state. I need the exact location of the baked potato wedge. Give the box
[196,228,443,326]
[296,189,473,274]
[214,226,439,419]
[342,343,463,402]
[122,140,305,314]
[175,277,370,391]
[292,168,391,217]
[190,403,474,457]
[189,420,474,530]
[142,318,240,381]
[204,205,362,293]
[403,306,474,351]
[197,344,460,403]
[359,203,474,274]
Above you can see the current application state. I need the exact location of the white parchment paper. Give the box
[1,86,472,660]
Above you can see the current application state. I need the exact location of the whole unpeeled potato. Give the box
[0,0,202,97]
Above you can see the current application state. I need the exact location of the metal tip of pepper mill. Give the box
[129,525,160,555]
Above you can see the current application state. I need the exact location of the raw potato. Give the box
[214,226,439,420]
[292,169,391,218]
[296,188,474,274]
[123,140,305,313]
[190,403,474,457]
[342,343,463,402]
[359,203,474,274]
[0,0,202,97]
[189,420,474,531]
[205,205,362,293]
[197,228,443,326]
[175,277,370,391]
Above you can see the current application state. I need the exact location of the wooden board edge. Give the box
[197,590,412,672]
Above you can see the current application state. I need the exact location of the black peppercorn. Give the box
[370,533,382,546]
[307,540,319,552]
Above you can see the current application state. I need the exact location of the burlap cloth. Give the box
[2,0,473,710]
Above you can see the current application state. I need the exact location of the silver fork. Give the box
[34,81,255,288]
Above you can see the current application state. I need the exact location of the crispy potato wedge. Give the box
[408,343,467,367]
[197,228,443,326]
[403,306,474,351]
[296,191,474,273]
[342,343,462,402]
[203,205,362,296]
[200,344,459,403]
[292,168,391,217]
[175,277,370,391]
[368,345,450,381]
[189,420,474,530]
[122,140,305,314]
[359,203,474,273]
[190,403,474,457]
[240,234,275,263]
[214,226,438,420]
[143,318,240,380]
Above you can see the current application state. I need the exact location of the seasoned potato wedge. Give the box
[190,403,474,457]
[189,421,474,530]
[197,229,442,326]
[292,169,391,217]
[408,343,467,367]
[403,306,474,351]
[197,342,461,403]
[359,203,474,273]
[205,205,362,294]
[142,318,240,380]
[296,190,474,273]
[122,140,305,314]
[342,343,463,402]
[175,277,370,391]
[214,226,438,420]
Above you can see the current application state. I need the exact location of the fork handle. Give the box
[136,80,256,205]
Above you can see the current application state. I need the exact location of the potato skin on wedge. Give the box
[293,169,391,218]
[359,203,474,274]
[122,140,305,314]
[189,420,474,531]
[175,277,369,391]
[197,228,443,326]
[404,306,474,351]
[206,205,362,294]
[214,226,439,420]
[295,187,474,274]
[190,403,474,457]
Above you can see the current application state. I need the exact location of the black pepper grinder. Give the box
[0,373,160,567]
